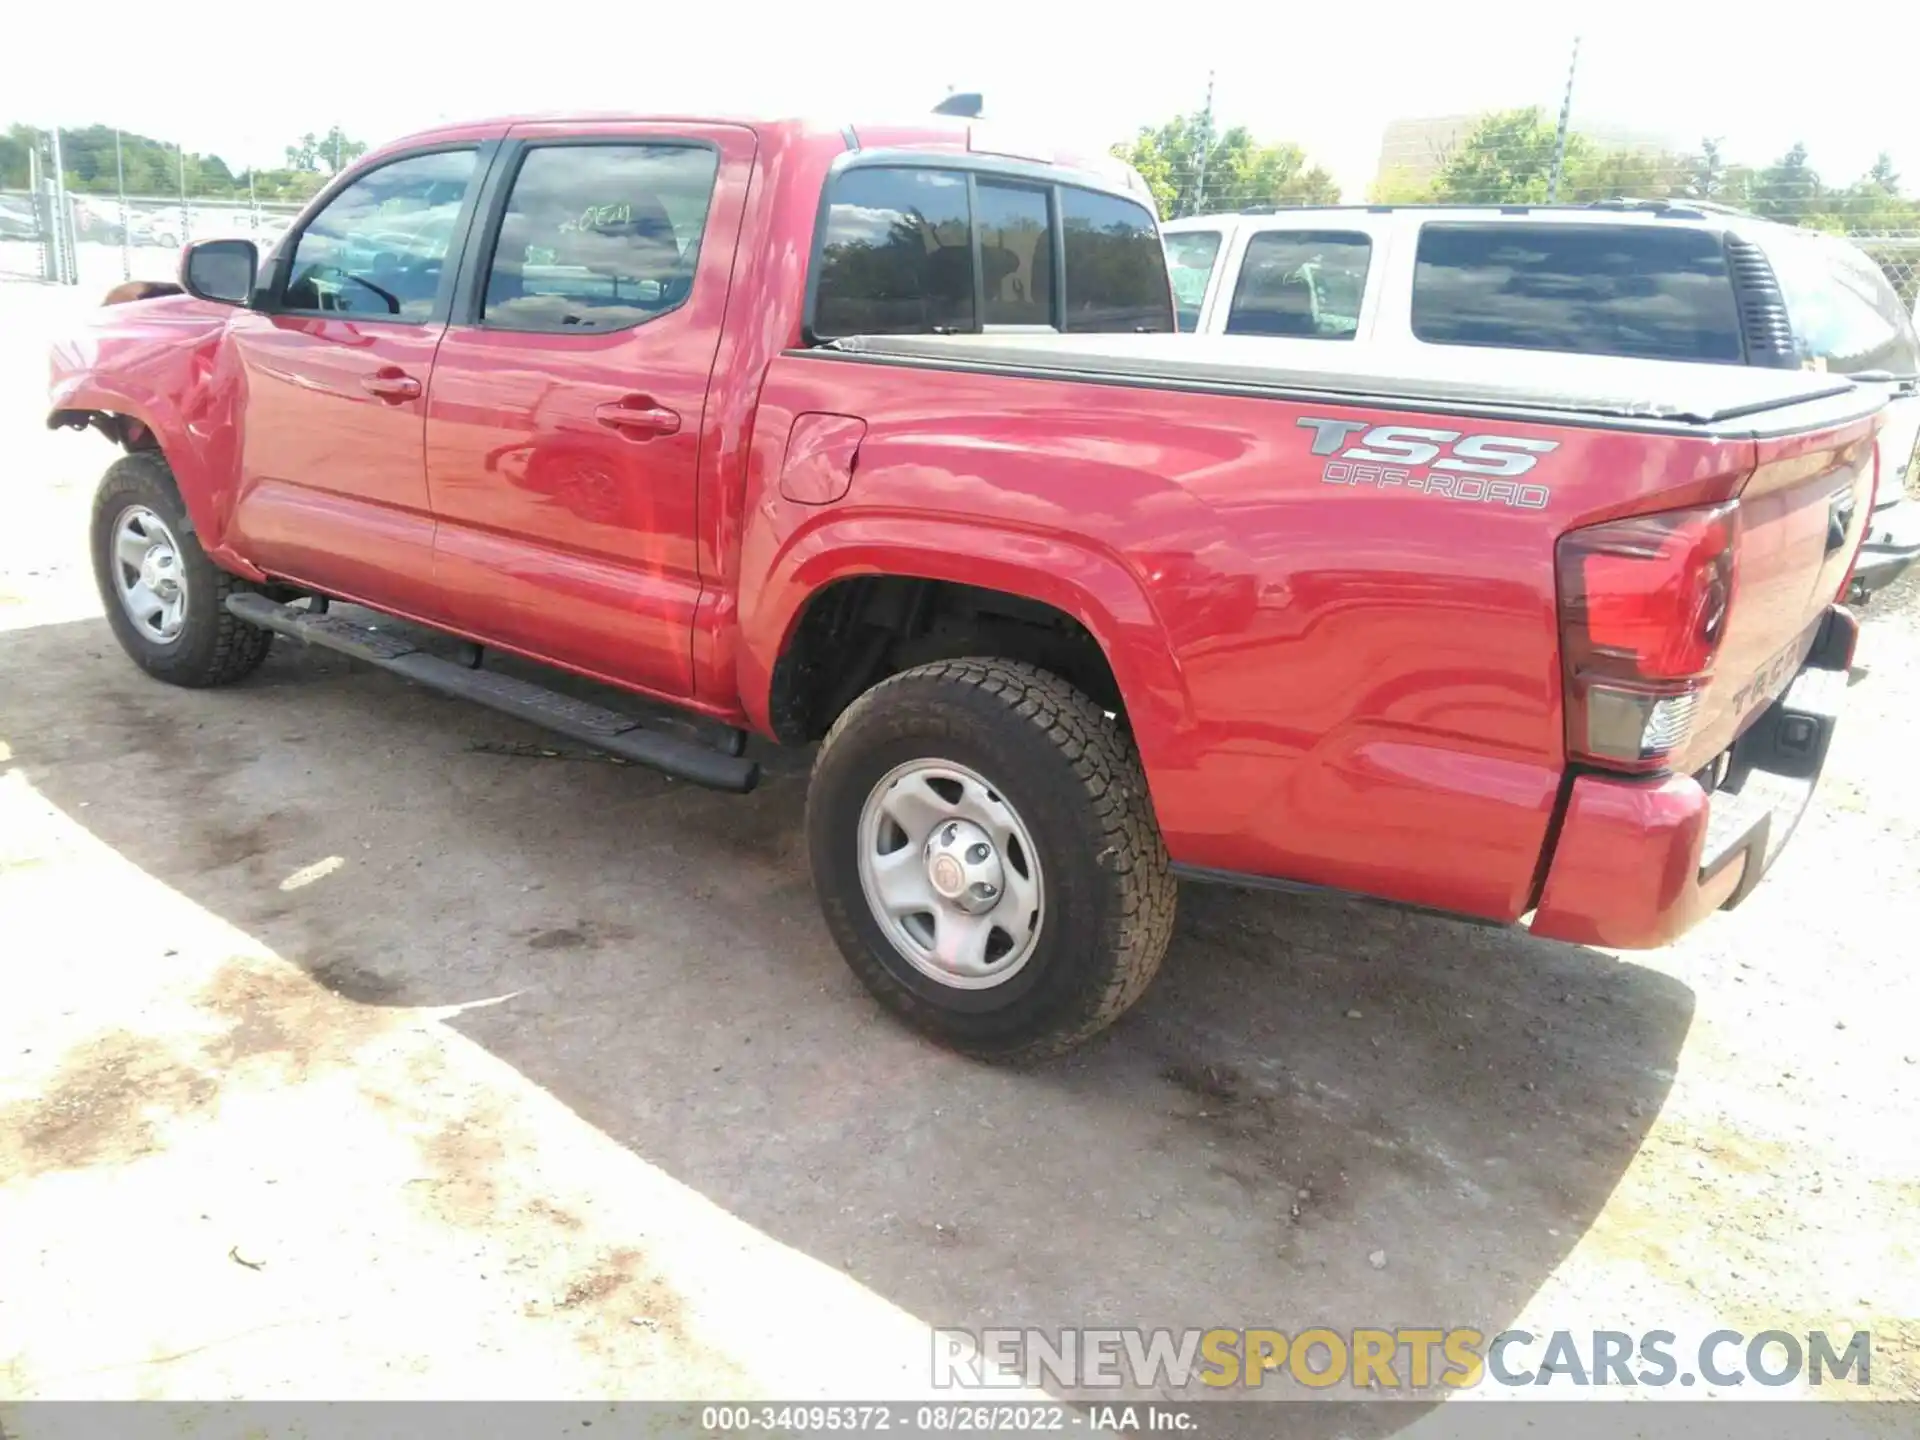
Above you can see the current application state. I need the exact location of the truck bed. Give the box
[766,328,1881,932]
[825,332,1860,429]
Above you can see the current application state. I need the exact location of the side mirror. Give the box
[179,239,258,305]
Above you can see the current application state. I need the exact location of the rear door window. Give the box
[1769,237,1920,377]
[1163,231,1221,332]
[1060,188,1173,332]
[1225,230,1370,339]
[480,143,719,332]
[1411,222,1744,363]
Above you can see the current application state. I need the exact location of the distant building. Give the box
[1373,113,1683,193]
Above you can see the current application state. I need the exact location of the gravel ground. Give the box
[1,277,1915,1428]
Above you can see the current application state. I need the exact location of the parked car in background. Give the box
[0,193,40,241]
[128,208,186,249]
[1163,202,1920,602]
[69,197,128,244]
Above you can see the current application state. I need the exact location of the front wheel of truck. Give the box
[807,658,1177,1062]
[90,451,274,687]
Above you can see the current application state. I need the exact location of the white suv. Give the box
[1162,202,1920,602]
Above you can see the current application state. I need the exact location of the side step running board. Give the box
[226,593,760,793]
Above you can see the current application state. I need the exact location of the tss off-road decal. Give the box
[1297,418,1558,509]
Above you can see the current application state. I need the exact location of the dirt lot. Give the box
[1,278,1916,1425]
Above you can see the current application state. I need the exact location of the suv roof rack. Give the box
[1167,198,1768,222]
[1584,196,1759,220]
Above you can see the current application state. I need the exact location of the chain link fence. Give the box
[2,126,306,288]
[2,186,302,289]
[1851,237,1920,312]
[0,188,62,283]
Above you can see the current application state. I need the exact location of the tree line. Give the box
[0,124,368,201]
[1114,107,1920,235]
[1113,113,1340,218]
[11,110,1915,250]
[1372,108,1919,236]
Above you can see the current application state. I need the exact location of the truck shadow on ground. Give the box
[0,616,1693,1426]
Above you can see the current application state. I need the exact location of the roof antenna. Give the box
[933,91,984,119]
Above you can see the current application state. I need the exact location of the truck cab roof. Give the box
[367,114,1155,208]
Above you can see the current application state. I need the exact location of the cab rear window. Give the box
[1059,188,1171,333]
[810,166,1171,340]
[1412,223,1744,363]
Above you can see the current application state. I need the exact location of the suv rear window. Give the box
[1412,223,1744,363]
[1226,230,1370,339]
[811,166,1171,340]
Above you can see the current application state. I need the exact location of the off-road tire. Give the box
[807,658,1177,1062]
[90,451,274,687]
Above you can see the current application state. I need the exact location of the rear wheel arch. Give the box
[766,571,1153,750]
[749,525,1193,753]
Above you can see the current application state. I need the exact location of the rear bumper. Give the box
[1529,605,1856,950]
[1848,495,1920,598]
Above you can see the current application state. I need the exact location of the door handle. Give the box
[361,369,421,402]
[595,397,681,438]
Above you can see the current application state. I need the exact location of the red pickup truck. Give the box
[49,114,1881,1060]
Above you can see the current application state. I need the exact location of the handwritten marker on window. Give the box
[280,855,345,892]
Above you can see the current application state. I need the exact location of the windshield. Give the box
[1163,231,1222,332]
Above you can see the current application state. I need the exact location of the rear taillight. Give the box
[1556,502,1738,775]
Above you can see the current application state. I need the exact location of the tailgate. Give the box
[1685,405,1880,769]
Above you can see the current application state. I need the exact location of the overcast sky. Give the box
[10,0,1917,200]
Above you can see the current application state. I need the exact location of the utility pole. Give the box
[1548,34,1581,203]
[1189,70,1216,219]
[29,133,48,280]
[47,127,75,284]
[115,129,129,280]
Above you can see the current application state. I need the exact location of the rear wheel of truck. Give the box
[90,451,274,687]
[807,658,1177,1062]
